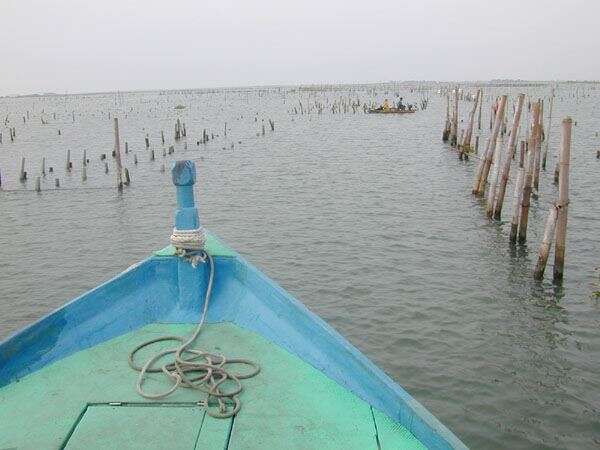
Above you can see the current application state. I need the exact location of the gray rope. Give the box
[128,251,260,418]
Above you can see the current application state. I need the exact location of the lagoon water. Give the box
[1,84,599,449]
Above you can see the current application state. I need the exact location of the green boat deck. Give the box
[0,323,426,449]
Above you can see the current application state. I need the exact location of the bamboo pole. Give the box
[533,204,558,280]
[542,91,554,170]
[477,89,483,130]
[493,93,525,220]
[517,101,541,244]
[462,89,480,154]
[553,117,572,282]
[451,88,459,146]
[19,157,26,181]
[485,131,503,216]
[442,93,451,141]
[532,101,543,192]
[113,118,123,190]
[472,95,507,195]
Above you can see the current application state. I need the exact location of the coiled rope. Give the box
[128,229,260,418]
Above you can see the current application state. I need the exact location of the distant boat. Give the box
[367,108,417,114]
[0,161,466,449]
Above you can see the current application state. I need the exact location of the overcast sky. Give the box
[2,0,598,95]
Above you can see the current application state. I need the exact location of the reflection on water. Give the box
[1,84,599,449]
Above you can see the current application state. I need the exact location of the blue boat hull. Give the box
[0,241,466,449]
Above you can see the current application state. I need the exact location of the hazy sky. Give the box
[2,0,598,95]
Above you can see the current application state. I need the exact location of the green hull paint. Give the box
[0,323,425,449]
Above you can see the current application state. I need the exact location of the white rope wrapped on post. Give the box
[170,227,207,266]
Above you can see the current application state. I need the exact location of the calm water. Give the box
[1,84,599,449]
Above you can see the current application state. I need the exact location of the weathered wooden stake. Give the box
[19,157,26,181]
[518,101,541,244]
[477,89,483,130]
[35,177,41,192]
[462,89,480,154]
[82,166,87,182]
[541,91,554,170]
[473,95,507,195]
[532,104,543,192]
[66,149,71,172]
[41,157,46,175]
[442,93,451,141]
[114,118,124,190]
[493,93,525,219]
[451,88,459,146]
[533,205,558,280]
[553,117,572,282]
[124,168,131,185]
[55,178,60,187]
[509,142,527,242]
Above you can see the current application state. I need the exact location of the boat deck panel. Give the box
[0,323,426,449]
[65,405,209,449]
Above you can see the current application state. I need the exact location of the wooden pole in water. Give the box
[41,157,46,176]
[35,177,41,192]
[553,117,572,282]
[485,127,504,214]
[473,95,506,195]
[542,91,554,170]
[442,93,451,142]
[66,149,71,172]
[451,88,459,146]
[493,93,525,220]
[532,102,543,192]
[533,204,558,280]
[462,89,480,155]
[477,88,483,130]
[19,157,26,181]
[113,118,123,190]
[517,101,541,244]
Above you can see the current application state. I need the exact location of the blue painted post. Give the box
[171,160,203,314]
[171,160,200,231]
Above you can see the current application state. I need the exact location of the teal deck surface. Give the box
[0,323,425,449]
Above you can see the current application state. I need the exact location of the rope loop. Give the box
[128,251,260,418]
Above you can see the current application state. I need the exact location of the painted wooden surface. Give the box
[0,323,425,449]
[65,405,207,449]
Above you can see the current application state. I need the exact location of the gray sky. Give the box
[2,0,599,95]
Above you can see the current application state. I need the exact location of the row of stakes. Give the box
[442,87,572,283]
[1,115,277,190]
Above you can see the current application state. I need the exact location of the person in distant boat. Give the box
[382,99,390,111]
[397,97,405,111]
